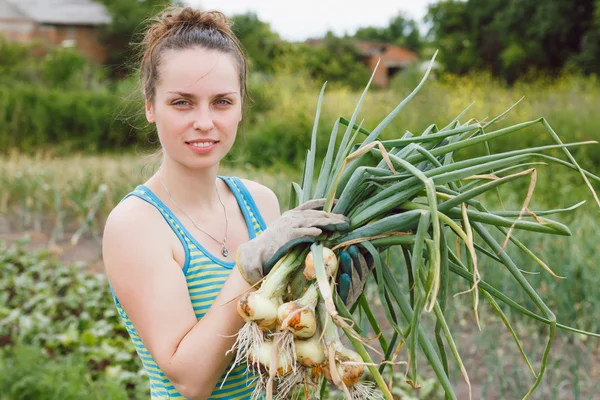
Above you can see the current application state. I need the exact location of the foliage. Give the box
[0,36,107,89]
[1,65,600,171]
[0,240,145,395]
[572,0,600,74]
[96,0,182,77]
[231,12,281,73]
[354,11,422,52]
[1,157,599,398]
[232,10,418,88]
[303,33,373,90]
[0,36,38,78]
[0,152,296,241]
[425,0,600,81]
[0,343,145,400]
[0,82,139,153]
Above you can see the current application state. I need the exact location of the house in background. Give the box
[306,38,419,88]
[0,0,112,63]
[355,41,419,87]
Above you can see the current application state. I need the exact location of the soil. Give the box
[0,218,105,274]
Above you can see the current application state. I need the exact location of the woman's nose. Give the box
[192,106,214,132]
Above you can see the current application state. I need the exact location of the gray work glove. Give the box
[337,245,374,307]
[237,199,349,285]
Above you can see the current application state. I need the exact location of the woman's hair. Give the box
[138,6,249,104]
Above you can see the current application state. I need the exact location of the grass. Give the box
[2,149,598,333]
[1,69,599,399]
[237,70,600,168]
[2,150,599,399]
[0,152,296,244]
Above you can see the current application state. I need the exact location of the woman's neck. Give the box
[154,158,222,213]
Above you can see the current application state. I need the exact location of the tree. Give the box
[303,34,372,90]
[97,0,181,78]
[354,12,422,52]
[231,13,281,73]
[425,0,478,75]
[426,0,600,81]
[569,0,600,74]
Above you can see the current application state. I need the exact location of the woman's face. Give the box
[145,47,242,170]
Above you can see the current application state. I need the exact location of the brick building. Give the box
[0,0,112,63]
[306,38,419,87]
[355,41,419,87]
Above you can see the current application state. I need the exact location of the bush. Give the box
[0,36,107,89]
[0,83,144,152]
[1,34,599,171]
[0,240,146,396]
[0,344,145,400]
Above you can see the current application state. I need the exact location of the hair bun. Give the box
[139,5,248,104]
[160,7,232,35]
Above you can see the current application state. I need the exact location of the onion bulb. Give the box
[277,284,319,338]
[304,247,338,280]
[294,335,326,368]
[248,340,293,376]
[323,345,365,387]
[237,292,280,330]
[277,301,317,338]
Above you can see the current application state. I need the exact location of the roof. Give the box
[305,38,418,62]
[7,0,112,26]
[355,41,419,61]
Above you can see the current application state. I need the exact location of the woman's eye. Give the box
[216,99,232,106]
[173,100,190,106]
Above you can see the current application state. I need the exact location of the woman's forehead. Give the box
[158,48,240,95]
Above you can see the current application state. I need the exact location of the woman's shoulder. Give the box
[102,195,172,260]
[105,193,163,231]
[237,178,281,225]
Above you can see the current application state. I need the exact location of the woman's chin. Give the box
[183,154,224,171]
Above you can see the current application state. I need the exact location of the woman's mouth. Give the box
[188,141,216,148]
[186,140,219,153]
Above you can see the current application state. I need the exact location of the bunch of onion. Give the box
[247,277,379,399]
[228,245,334,396]
[229,52,600,400]
[230,247,306,375]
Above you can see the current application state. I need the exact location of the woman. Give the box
[102,6,349,400]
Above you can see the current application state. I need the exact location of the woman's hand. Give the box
[337,245,375,307]
[236,199,349,285]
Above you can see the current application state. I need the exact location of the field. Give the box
[2,72,600,399]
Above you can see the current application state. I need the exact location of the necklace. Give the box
[158,171,229,257]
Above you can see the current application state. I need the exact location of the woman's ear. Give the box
[145,99,155,124]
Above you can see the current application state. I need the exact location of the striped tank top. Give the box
[111,176,266,399]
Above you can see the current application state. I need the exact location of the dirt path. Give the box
[0,226,105,274]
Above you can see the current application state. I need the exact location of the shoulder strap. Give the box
[221,177,267,237]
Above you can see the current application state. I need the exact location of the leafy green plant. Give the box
[0,240,145,395]
[0,343,145,400]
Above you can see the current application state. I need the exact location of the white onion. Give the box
[277,301,317,338]
[248,340,293,376]
[304,247,338,280]
[237,292,280,330]
[294,336,326,368]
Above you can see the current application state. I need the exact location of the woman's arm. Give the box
[103,189,278,399]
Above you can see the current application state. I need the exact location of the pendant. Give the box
[222,247,229,257]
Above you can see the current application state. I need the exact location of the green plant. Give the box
[226,55,600,399]
[0,240,145,395]
[0,343,146,400]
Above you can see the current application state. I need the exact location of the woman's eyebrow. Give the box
[166,91,196,98]
[214,91,238,97]
[166,91,238,97]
